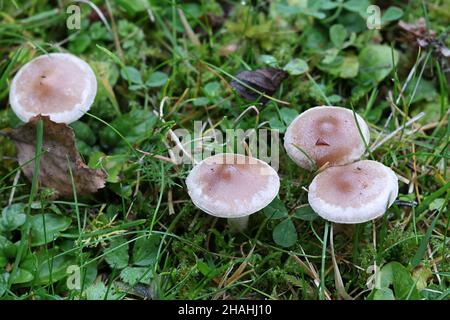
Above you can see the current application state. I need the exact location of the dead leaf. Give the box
[196,13,225,33]
[230,67,288,104]
[398,18,450,59]
[194,0,233,35]
[4,116,106,197]
[88,5,108,23]
[398,18,433,38]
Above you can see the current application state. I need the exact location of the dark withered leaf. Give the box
[5,116,106,197]
[398,18,432,38]
[398,18,450,59]
[195,0,232,35]
[218,0,234,18]
[88,5,108,23]
[230,67,288,104]
[197,13,225,33]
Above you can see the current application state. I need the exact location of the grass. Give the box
[0,0,449,300]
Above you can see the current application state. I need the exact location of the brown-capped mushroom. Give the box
[308,160,398,224]
[9,53,97,124]
[284,106,370,171]
[186,153,280,231]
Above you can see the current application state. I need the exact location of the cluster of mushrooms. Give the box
[186,106,399,231]
[7,52,398,234]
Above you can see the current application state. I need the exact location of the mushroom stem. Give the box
[227,216,249,232]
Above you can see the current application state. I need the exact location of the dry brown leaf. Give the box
[398,18,450,59]
[4,115,106,197]
[230,67,288,104]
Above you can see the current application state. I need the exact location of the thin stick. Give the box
[320,222,330,300]
[371,220,378,290]
[73,0,112,33]
[168,189,175,215]
[428,244,442,286]
[233,105,259,126]
[177,9,200,46]
[369,112,426,153]
[133,155,145,198]
[154,97,196,164]
[371,113,393,151]
[297,245,332,300]
[330,224,353,300]
[395,54,425,105]
[105,0,125,62]
[136,149,177,164]
[8,170,21,206]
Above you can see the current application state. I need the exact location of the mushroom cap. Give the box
[9,53,97,124]
[308,160,398,224]
[284,106,370,171]
[186,153,280,218]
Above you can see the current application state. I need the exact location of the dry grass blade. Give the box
[330,224,353,300]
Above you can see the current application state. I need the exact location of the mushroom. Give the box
[9,52,97,124]
[284,106,370,171]
[308,160,398,224]
[186,153,280,232]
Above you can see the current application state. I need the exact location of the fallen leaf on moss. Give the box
[4,116,106,197]
[230,67,287,104]
[196,13,225,34]
[398,18,450,58]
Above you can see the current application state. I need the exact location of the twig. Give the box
[412,142,421,204]
[155,97,197,164]
[330,224,353,300]
[53,30,80,48]
[428,244,442,286]
[145,1,155,22]
[167,189,175,215]
[8,170,21,206]
[371,113,393,151]
[133,155,145,198]
[225,246,255,287]
[296,245,332,300]
[368,112,426,153]
[372,221,378,291]
[73,0,112,33]
[395,54,425,105]
[136,149,177,165]
[233,105,259,126]
[421,119,448,131]
[105,0,125,62]
[177,9,200,46]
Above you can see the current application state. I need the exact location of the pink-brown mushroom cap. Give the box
[9,53,97,124]
[284,106,370,171]
[308,160,398,224]
[186,153,280,218]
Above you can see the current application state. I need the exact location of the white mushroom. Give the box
[186,153,280,231]
[9,53,97,124]
[308,160,398,224]
[284,106,370,171]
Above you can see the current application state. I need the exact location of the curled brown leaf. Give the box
[4,115,106,197]
[398,18,450,59]
[230,67,288,104]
